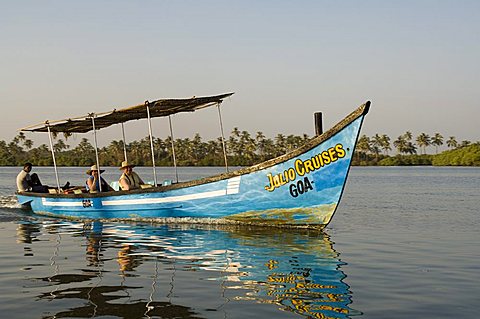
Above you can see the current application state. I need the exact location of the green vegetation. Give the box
[0,130,309,167]
[352,131,479,166]
[1,130,478,167]
[432,144,480,166]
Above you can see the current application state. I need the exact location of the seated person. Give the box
[86,165,114,192]
[119,161,144,191]
[16,162,48,193]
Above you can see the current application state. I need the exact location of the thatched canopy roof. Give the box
[20,93,234,133]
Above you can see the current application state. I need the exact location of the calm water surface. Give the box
[0,166,478,318]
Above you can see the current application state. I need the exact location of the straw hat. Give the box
[86,164,105,175]
[119,160,135,170]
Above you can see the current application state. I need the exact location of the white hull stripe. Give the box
[102,189,227,206]
[42,198,84,207]
[41,176,242,208]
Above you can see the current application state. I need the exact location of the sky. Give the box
[1,0,479,149]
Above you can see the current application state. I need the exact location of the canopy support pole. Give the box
[145,101,157,186]
[46,123,61,192]
[90,114,102,192]
[217,103,229,173]
[121,123,128,161]
[168,115,179,183]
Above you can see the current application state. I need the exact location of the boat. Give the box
[16,93,370,228]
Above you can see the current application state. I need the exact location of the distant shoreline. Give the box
[2,133,479,167]
[352,144,480,167]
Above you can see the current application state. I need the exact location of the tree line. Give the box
[1,130,478,167]
[0,129,310,167]
[353,131,479,166]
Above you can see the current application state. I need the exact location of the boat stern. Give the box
[16,193,34,208]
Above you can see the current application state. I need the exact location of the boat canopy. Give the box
[20,92,234,134]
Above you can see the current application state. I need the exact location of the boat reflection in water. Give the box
[16,220,360,319]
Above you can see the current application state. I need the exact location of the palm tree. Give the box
[393,135,407,154]
[23,139,34,150]
[29,144,52,166]
[356,135,371,161]
[16,132,34,150]
[404,131,413,141]
[405,142,417,155]
[371,134,383,160]
[261,138,275,161]
[154,137,168,164]
[0,140,14,165]
[231,127,241,142]
[430,133,443,154]
[274,134,286,157]
[228,127,242,162]
[8,140,24,165]
[416,133,430,154]
[107,140,126,162]
[53,139,69,153]
[240,130,256,164]
[72,138,95,166]
[255,131,267,159]
[191,133,206,163]
[285,134,299,153]
[203,139,223,166]
[17,132,26,144]
[446,136,458,149]
[381,134,391,155]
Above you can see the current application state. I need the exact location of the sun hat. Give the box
[86,164,105,175]
[119,160,135,170]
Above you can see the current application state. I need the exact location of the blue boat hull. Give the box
[17,103,369,227]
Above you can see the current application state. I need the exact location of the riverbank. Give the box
[352,143,480,166]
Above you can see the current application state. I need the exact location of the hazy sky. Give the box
[1,0,478,148]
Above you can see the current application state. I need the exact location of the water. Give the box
[1,166,479,318]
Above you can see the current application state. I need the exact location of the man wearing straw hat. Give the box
[118,161,145,191]
[86,165,114,192]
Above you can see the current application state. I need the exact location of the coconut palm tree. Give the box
[446,136,458,149]
[393,135,407,154]
[231,127,241,140]
[381,134,391,155]
[29,144,52,166]
[430,133,443,154]
[405,142,417,155]
[53,139,70,153]
[0,140,14,165]
[240,130,256,164]
[107,140,126,163]
[285,134,300,152]
[404,131,413,141]
[356,135,371,161]
[228,127,242,161]
[416,133,430,154]
[71,138,95,166]
[274,134,286,157]
[23,139,34,150]
[261,138,276,161]
[371,134,383,160]
[16,132,34,151]
[191,133,205,163]
[255,131,267,159]
[17,132,26,144]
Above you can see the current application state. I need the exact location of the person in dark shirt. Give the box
[86,165,114,192]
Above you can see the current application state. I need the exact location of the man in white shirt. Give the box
[16,162,33,192]
[16,162,48,192]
